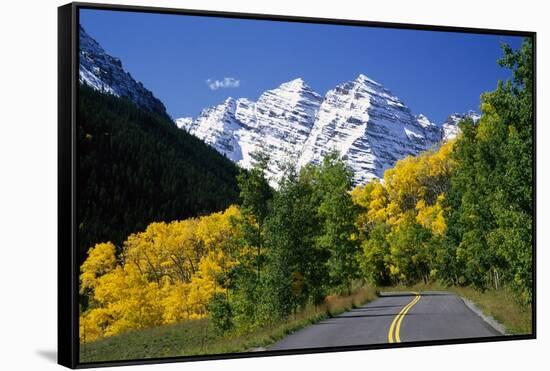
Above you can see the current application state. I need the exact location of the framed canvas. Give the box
[58,2,536,368]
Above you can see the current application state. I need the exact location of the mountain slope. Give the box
[77,85,241,262]
[180,75,452,185]
[79,25,167,116]
[77,27,243,260]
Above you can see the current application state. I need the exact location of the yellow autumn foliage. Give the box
[351,180,389,230]
[415,195,447,236]
[353,141,455,229]
[79,242,116,293]
[384,140,455,218]
[79,205,242,342]
[351,141,455,284]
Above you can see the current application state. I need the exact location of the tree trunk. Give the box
[493,268,500,290]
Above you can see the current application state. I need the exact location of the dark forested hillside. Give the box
[77,85,240,262]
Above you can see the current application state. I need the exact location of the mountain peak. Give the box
[262,78,322,103]
[278,77,313,92]
[415,114,436,128]
[354,73,381,86]
[445,111,481,123]
[79,25,167,116]
[286,77,305,84]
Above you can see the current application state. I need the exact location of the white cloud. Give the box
[206,77,240,90]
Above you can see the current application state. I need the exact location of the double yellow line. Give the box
[388,292,421,343]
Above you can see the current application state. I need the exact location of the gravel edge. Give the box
[460,296,507,335]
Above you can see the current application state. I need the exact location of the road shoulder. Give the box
[460,296,507,335]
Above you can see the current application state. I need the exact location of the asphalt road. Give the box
[269,291,502,350]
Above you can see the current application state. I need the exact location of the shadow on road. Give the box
[379,291,454,298]
[378,292,417,298]
[415,292,454,297]
[328,313,421,320]
[354,305,402,311]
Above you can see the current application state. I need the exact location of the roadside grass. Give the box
[80,285,377,363]
[377,282,532,335]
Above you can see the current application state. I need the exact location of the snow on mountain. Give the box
[185,97,248,162]
[175,117,193,130]
[183,78,322,182]
[180,74,464,185]
[79,25,167,116]
[297,74,442,183]
[442,111,481,141]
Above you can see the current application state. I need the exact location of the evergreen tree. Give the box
[78,85,240,262]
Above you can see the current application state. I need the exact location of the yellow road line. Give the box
[395,294,421,342]
[387,294,415,343]
[388,292,421,343]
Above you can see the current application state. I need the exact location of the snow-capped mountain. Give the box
[78,25,479,186]
[297,74,441,183]
[79,25,167,116]
[180,78,323,181]
[180,74,463,185]
[441,111,481,141]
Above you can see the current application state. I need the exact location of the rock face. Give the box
[79,25,167,116]
[180,74,462,185]
[441,111,481,141]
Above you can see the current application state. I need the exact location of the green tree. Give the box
[236,151,273,279]
[387,214,433,285]
[207,292,233,334]
[315,153,361,294]
[445,38,533,303]
[360,223,391,285]
[264,163,326,319]
[231,152,273,330]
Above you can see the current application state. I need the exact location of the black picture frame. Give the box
[58,2,537,368]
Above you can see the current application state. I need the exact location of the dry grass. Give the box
[377,282,532,335]
[447,286,532,335]
[324,286,376,315]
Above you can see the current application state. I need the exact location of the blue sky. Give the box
[80,9,523,124]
